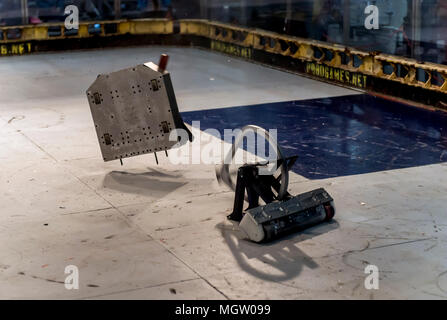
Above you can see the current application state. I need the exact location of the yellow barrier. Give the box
[1,18,447,95]
[179,19,447,94]
[0,19,172,43]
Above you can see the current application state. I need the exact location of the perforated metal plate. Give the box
[87,62,191,162]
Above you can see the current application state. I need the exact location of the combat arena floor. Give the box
[0,46,446,299]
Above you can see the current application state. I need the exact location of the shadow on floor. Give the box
[217,220,339,282]
[103,168,187,197]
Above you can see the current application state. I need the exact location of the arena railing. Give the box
[2,18,446,108]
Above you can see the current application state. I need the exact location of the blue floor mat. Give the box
[181,94,447,179]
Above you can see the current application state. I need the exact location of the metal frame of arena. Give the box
[1,18,447,109]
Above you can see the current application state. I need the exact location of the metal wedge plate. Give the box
[86,61,190,162]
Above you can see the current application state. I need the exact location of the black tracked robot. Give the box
[216,125,335,243]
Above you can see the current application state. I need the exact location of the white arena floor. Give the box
[0,46,446,299]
